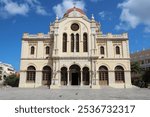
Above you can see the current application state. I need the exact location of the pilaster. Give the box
[19,71,26,87]
[124,71,132,88]
[35,71,42,87]
[108,71,115,87]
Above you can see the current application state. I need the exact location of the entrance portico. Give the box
[69,65,81,85]
[60,64,90,86]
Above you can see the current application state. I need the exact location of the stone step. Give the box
[60,85,91,89]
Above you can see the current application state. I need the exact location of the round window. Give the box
[71,23,79,31]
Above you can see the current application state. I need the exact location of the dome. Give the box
[63,7,86,18]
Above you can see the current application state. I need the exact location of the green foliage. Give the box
[4,74,19,87]
[142,70,150,84]
[131,61,141,74]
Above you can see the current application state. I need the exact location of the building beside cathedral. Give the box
[19,7,132,88]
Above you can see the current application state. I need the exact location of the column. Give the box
[55,34,58,54]
[96,70,99,86]
[53,35,56,55]
[67,71,70,86]
[94,61,98,85]
[80,71,83,86]
[94,34,96,49]
[58,70,61,86]
[89,71,92,86]
[52,61,56,85]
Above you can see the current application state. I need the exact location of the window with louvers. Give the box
[46,46,50,54]
[115,66,125,83]
[99,66,108,81]
[31,46,35,55]
[63,33,67,52]
[83,33,88,52]
[116,46,120,54]
[42,66,51,81]
[27,66,36,82]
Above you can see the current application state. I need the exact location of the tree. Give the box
[131,62,143,86]
[131,61,141,74]
[142,70,150,87]
[4,74,19,87]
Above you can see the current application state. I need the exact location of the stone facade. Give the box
[19,7,132,88]
[0,62,15,84]
[131,49,150,70]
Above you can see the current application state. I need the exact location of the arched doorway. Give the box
[83,67,89,85]
[99,66,109,85]
[69,65,81,85]
[115,66,125,83]
[61,67,67,85]
[42,66,52,85]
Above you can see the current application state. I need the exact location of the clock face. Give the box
[71,23,79,31]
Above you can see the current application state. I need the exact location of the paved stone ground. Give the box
[0,86,150,100]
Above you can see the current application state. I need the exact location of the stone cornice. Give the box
[96,33,128,40]
[20,70,131,72]
[96,38,128,41]
[22,38,52,41]
[21,57,130,60]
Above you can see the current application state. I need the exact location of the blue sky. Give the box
[0,0,150,71]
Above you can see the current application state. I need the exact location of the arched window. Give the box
[83,67,89,85]
[100,46,105,54]
[61,67,67,85]
[99,66,108,85]
[63,33,67,52]
[115,66,125,83]
[83,33,88,52]
[27,66,36,82]
[42,66,51,85]
[31,46,35,55]
[76,34,79,52]
[71,34,74,52]
[46,46,50,55]
[116,46,120,54]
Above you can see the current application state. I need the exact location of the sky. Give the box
[0,0,150,71]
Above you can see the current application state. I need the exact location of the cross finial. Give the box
[92,14,95,20]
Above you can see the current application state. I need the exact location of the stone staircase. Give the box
[60,85,91,89]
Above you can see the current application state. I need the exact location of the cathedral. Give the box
[19,6,132,89]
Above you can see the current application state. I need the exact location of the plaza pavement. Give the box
[0,86,150,100]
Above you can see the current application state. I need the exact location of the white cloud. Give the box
[116,0,150,32]
[90,0,102,2]
[0,0,48,18]
[53,0,85,18]
[36,6,48,16]
[144,27,150,33]
[0,0,29,18]
[99,11,112,21]
[99,11,105,18]
[26,0,40,7]
[26,0,49,16]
